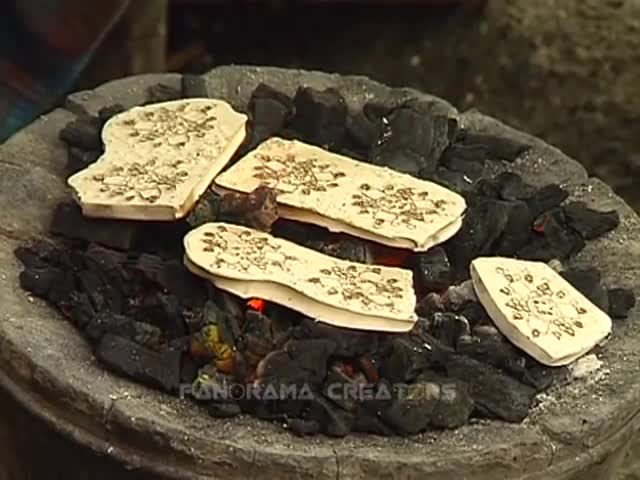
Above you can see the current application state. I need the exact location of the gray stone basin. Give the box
[0,66,639,480]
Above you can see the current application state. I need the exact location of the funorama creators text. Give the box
[180,382,441,402]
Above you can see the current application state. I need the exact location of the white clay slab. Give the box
[67,99,248,221]
[213,138,466,251]
[470,257,612,367]
[184,222,418,332]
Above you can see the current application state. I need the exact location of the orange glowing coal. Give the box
[369,244,412,267]
[247,298,266,312]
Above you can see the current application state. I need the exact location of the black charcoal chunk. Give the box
[59,116,102,151]
[18,267,64,299]
[67,147,100,174]
[431,167,476,194]
[146,83,183,104]
[494,172,536,201]
[444,354,536,422]
[379,337,432,383]
[427,380,475,429]
[289,86,347,149]
[309,393,354,437]
[50,202,141,251]
[607,288,636,319]
[525,184,569,218]
[561,268,609,313]
[411,247,452,291]
[95,334,182,393]
[456,130,532,162]
[563,202,620,240]
[381,383,439,435]
[97,104,126,125]
[286,418,321,436]
[207,402,241,419]
[517,208,585,261]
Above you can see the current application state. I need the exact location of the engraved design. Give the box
[117,103,220,149]
[197,224,409,314]
[494,265,587,341]
[92,157,189,203]
[250,143,346,196]
[351,183,446,230]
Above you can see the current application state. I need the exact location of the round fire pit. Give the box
[1,66,640,480]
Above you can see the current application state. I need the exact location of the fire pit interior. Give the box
[11,73,637,443]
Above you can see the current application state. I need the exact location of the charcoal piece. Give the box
[369,101,452,176]
[444,354,536,422]
[207,402,241,419]
[563,202,620,240]
[67,147,100,174]
[431,167,476,194]
[14,240,61,270]
[455,130,531,162]
[83,312,137,344]
[439,143,488,167]
[452,300,491,327]
[132,322,166,351]
[560,268,609,313]
[146,83,182,104]
[525,184,569,219]
[180,353,199,385]
[355,355,379,383]
[319,238,371,264]
[97,104,126,125]
[136,293,187,339]
[379,336,432,383]
[517,208,585,261]
[217,186,279,232]
[411,246,452,291]
[444,196,512,280]
[187,189,222,227]
[607,288,636,319]
[50,202,141,251]
[426,312,471,349]
[240,83,294,154]
[323,367,366,412]
[286,418,321,436]
[18,267,65,299]
[59,116,102,151]
[353,409,395,436]
[132,255,206,309]
[381,383,440,435]
[95,334,182,393]
[77,269,123,314]
[83,243,131,296]
[308,393,354,437]
[524,362,568,392]
[292,318,379,357]
[288,86,347,149]
[362,102,391,123]
[346,111,379,151]
[68,291,96,330]
[494,172,536,201]
[430,381,474,429]
[439,151,485,179]
[492,200,534,256]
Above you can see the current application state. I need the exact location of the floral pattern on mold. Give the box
[196,224,409,314]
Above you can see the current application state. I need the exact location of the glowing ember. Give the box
[247,298,266,312]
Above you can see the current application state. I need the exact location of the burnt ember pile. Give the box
[15,82,636,438]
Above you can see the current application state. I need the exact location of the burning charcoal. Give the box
[431,167,477,194]
[562,202,620,240]
[97,104,126,125]
[59,115,102,151]
[146,83,182,104]
[208,402,241,419]
[607,288,636,319]
[355,354,379,383]
[289,86,347,149]
[187,189,222,227]
[369,100,453,176]
[411,246,452,291]
[380,383,440,435]
[308,393,354,437]
[218,186,278,232]
[560,268,609,313]
[285,418,321,436]
[241,83,294,154]
[424,312,471,349]
[517,208,585,261]
[50,202,141,251]
[95,334,183,393]
[379,336,432,383]
[455,130,532,162]
[67,147,100,174]
[525,184,569,219]
[323,363,367,412]
[190,324,234,373]
[444,354,537,422]
[319,238,371,264]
